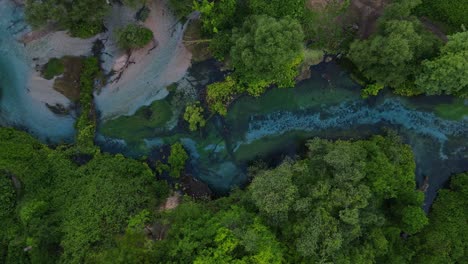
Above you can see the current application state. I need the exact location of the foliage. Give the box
[416,0,468,29]
[249,161,298,224]
[206,76,239,116]
[152,202,284,263]
[166,143,189,178]
[42,58,64,80]
[2,126,466,263]
[194,0,237,34]
[25,0,109,38]
[122,0,146,9]
[348,19,439,95]
[415,31,468,96]
[184,102,206,131]
[0,128,169,263]
[302,0,351,52]
[116,24,154,50]
[209,31,233,61]
[231,15,304,95]
[247,0,306,19]
[136,6,150,22]
[362,83,384,98]
[247,135,424,262]
[298,49,324,74]
[410,173,468,263]
[76,57,100,152]
[168,0,193,20]
[0,173,15,220]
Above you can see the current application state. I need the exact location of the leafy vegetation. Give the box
[116,24,154,50]
[416,0,468,30]
[75,57,100,153]
[157,142,189,179]
[168,0,194,20]
[25,0,109,38]
[42,58,64,80]
[184,102,206,131]
[5,1,467,263]
[348,19,439,95]
[0,128,169,263]
[84,134,466,263]
[410,172,468,263]
[415,31,468,96]
[206,76,239,115]
[231,15,304,96]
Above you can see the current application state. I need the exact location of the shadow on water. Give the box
[95,60,467,210]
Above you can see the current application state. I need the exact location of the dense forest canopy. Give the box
[1,0,466,263]
[1,128,466,263]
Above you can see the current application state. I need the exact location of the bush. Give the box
[42,58,64,80]
[167,143,189,178]
[116,24,154,50]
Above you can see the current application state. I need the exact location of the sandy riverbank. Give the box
[96,0,192,120]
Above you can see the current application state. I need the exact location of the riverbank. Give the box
[95,0,192,120]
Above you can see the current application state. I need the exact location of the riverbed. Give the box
[1,0,467,209]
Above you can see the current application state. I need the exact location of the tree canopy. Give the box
[230,15,304,96]
[0,128,168,263]
[25,0,110,38]
[116,24,154,50]
[416,31,468,96]
[348,19,439,95]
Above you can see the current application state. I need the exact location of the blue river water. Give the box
[1,0,467,209]
[0,1,75,143]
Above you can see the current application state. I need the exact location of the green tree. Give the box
[231,15,304,96]
[249,161,298,223]
[194,0,237,34]
[167,143,189,178]
[410,173,468,263]
[0,173,15,219]
[415,31,468,96]
[302,0,351,52]
[416,0,468,29]
[348,19,439,95]
[25,0,110,38]
[247,0,306,19]
[184,102,206,131]
[401,206,428,235]
[153,203,284,263]
[116,24,154,50]
[206,76,239,116]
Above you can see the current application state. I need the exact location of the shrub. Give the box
[116,24,154,50]
[42,58,64,80]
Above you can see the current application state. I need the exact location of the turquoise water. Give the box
[96,62,467,208]
[1,1,467,208]
[0,1,75,143]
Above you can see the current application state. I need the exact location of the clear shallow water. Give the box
[0,1,466,208]
[0,1,75,143]
[97,62,468,208]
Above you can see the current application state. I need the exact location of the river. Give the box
[1,0,467,209]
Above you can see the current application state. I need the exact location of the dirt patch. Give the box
[347,0,390,38]
[53,56,84,102]
[159,192,181,211]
